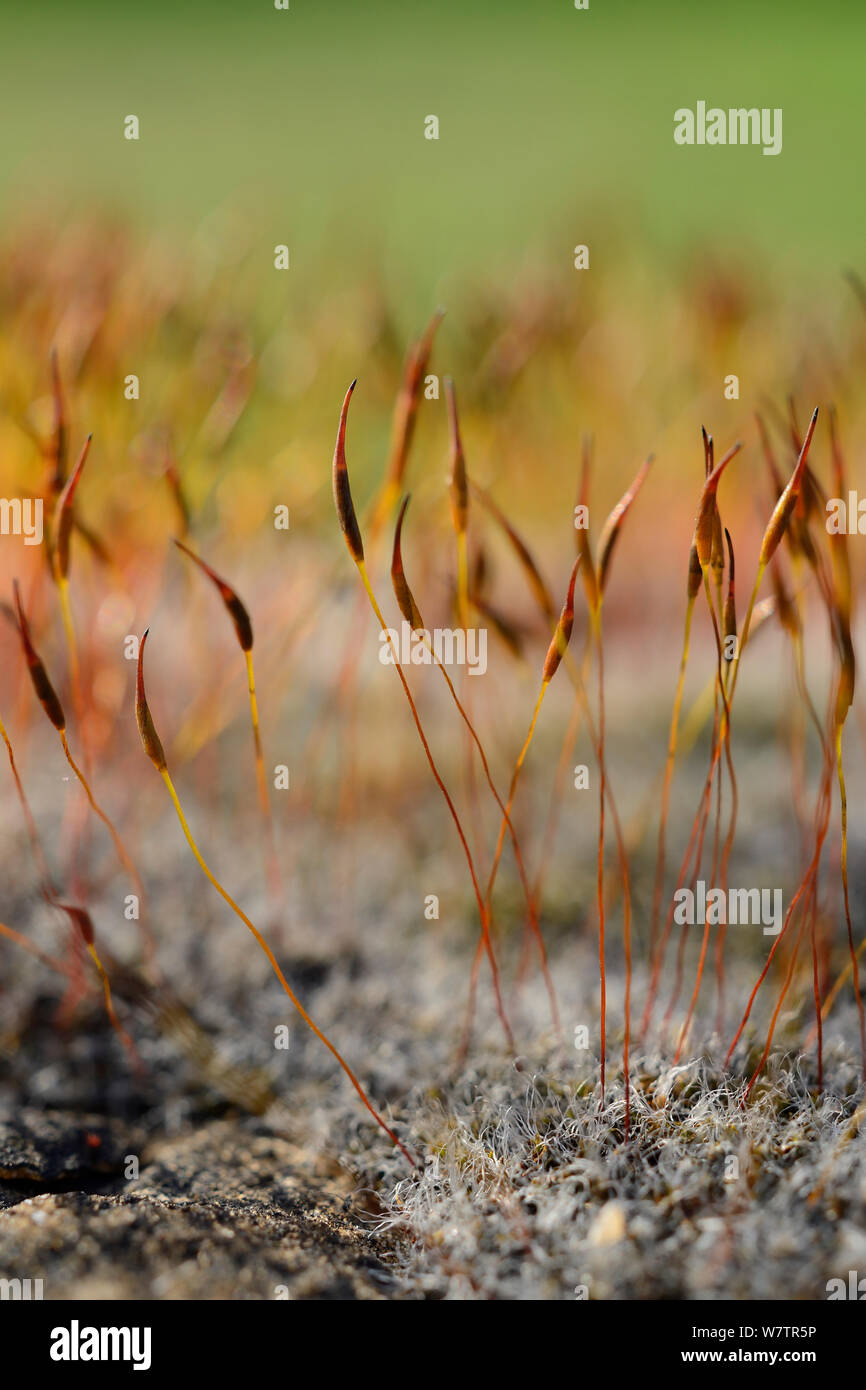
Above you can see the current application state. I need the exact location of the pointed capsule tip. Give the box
[332,385,365,563]
[136,629,167,772]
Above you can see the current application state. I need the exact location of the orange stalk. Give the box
[172,539,282,921]
[332,380,513,1055]
[135,629,416,1166]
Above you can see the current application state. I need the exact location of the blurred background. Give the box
[3,0,865,271]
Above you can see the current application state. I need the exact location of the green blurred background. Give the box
[2,0,863,320]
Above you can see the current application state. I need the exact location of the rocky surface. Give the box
[0,1112,402,1299]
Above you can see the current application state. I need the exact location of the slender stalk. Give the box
[661,702,717,1036]
[172,539,283,921]
[0,711,55,892]
[673,571,736,1058]
[2,707,140,1046]
[244,646,282,914]
[726,756,833,1070]
[810,886,823,1092]
[485,684,548,908]
[356,558,514,1055]
[530,638,591,905]
[650,595,696,962]
[86,937,139,1068]
[0,920,71,977]
[835,721,866,1079]
[160,766,415,1165]
[403,591,561,1038]
[332,379,513,1055]
[592,612,608,1105]
[58,730,145,907]
[644,725,721,1035]
[741,894,811,1104]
